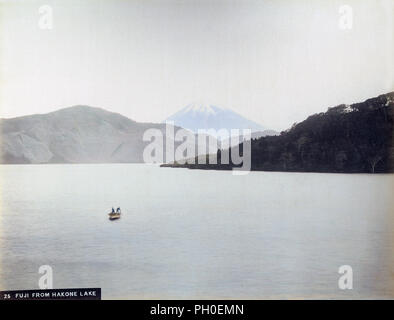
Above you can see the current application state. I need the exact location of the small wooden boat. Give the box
[108,208,121,220]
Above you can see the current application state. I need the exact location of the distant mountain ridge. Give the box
[0,105,188,164]
[165,103,275,137]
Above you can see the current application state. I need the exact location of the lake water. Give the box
[0,164,393,299]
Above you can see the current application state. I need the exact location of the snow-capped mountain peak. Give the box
[164,103,269,136]
[180,102,222,116]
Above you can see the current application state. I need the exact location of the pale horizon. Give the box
[0,0,393,131]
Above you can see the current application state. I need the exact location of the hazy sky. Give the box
[0,0,393,130]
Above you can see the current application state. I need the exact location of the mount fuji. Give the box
[164,103,276,138]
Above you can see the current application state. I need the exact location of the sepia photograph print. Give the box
[0,0,393,308]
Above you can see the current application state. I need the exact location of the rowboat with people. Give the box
[108,207,121,220]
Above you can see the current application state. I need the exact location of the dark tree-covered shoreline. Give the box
[162,92,394,173]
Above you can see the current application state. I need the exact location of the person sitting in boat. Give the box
[116,207,121,213]
[111,207,115,213]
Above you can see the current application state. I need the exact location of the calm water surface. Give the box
[0,164,393,299]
